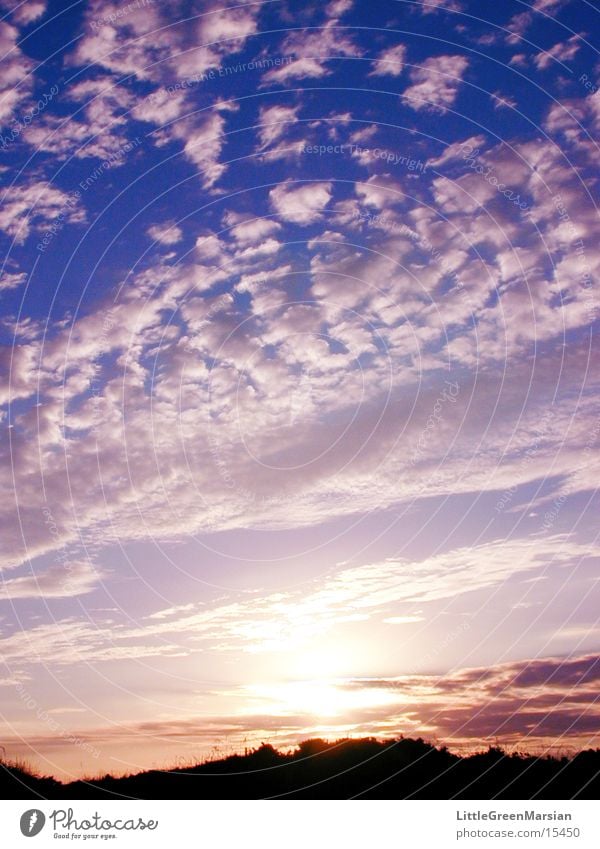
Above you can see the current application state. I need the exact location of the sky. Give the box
[0,0,599,781]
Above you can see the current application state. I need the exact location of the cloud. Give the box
[0,619,186,667]
[327,0,354,15]
[403,55,469,112]
[534,36,581,70]
[147,221,184,246]
[354,174,405,210]
[0,561,100,600]
[341,652,600,746]
[0,0,598,782]
[24,77,136,161]
[223,212,281,246]
[262,21,360,84]
[269,180,333,224]
[3,534,591,664]
[0,211,597,577]
[131,90,229,187]
[0,180,85,243]
[509,53,528,67]
[257,103,301,149]
[72,0,263,83]
[9,652,600,763]
[134,535,595,654]
[10,1,46,26]
[197,2,261,46]
[505,12,533,45]
[0,270,27,291]
[71,0,168,81]
[0,48,598,586]
[369,44,406,77]
[544,91,600,143]
[418,0,463,13]
[158,111,227,187]
[253,101,309,162]
[532,0,570,10]
[0,21,34,124]
[491,91,517,110]
[131,87,188,125]
[426,134,486,168]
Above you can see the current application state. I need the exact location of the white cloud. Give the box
[197,3,260,46]
[257,103,301,149]
[176,534,591,652]
[403,55,469,112]
[0,21,34,124]
[223,212,281,246]
[24,77,136,162]
[0,243,597,581]
[132,87,188,125]
[72,0,263,83]
[544,91,600,143]
[326,0,354,16]
[534,36,580,70]
[532,0,569,10]
[0,270,27,291]
[147,221,184,246]
[505,12,532,46]
[0,106,598,587]
[71,0,167,81]
[11,1,46,26]
[354,174,405,210]
[2,535,592,663]
[427,134,486,168]
[509,53,528,67]
[262,22,360,84]
[167,111,227,187]
[370,44,406,77]
[0,561,100,600]
[0,181,84,243]
[270,180,333,225]
[418,0,463,12]
[492,91,517,110]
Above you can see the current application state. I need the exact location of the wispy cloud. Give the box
[0,561,100,600]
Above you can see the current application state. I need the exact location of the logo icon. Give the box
[20,810,45,837]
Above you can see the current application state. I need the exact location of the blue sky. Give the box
[0,0,599,779]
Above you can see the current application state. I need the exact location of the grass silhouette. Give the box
[2,736,599,799]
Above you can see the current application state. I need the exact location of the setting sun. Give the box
[246,679,400,718]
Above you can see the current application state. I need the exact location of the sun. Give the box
[245,678,399,719]
[242,637,401,718]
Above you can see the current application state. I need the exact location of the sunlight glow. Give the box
[245,680,401,718]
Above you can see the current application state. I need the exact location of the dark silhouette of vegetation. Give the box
[2,736,599,799]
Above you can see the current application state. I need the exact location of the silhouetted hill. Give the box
[3,737,599,799]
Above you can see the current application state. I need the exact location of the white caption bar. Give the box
[1,800,598,848]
